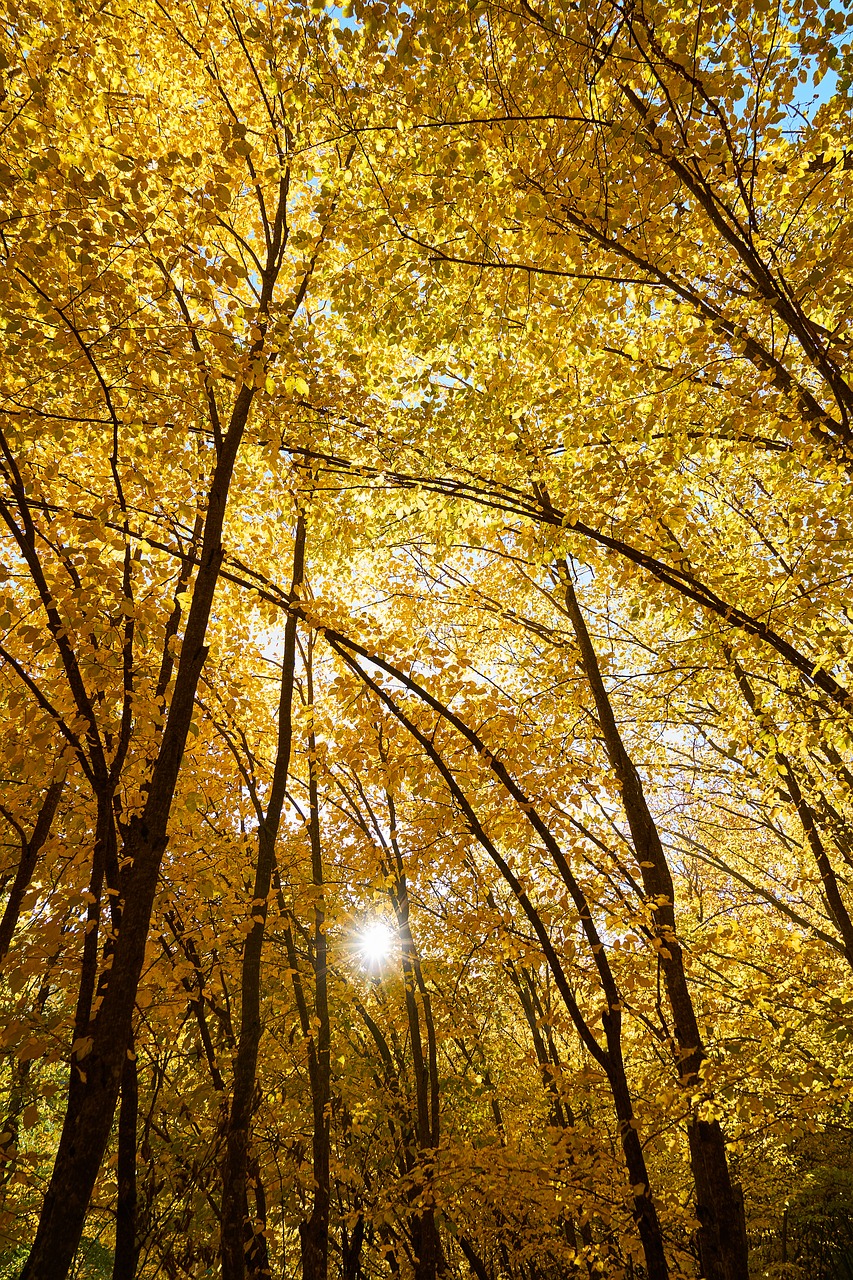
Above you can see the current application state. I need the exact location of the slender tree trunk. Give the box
[221,515,305,1280]
[66,794,118,1117]
[558,566,747,1280]
[342,1215,365,1280]
[410,1210,443,1280]
[299,638,332,1280]
[0,775,65,964]
[21,371,264,1280]
[506,963,592,1264]
[326,640,669,1280]
[2,973,56,1210]
[0,1057,28,1197]
[730,655,853,967]
[381,780,444,1280]
[458,1235,492,1280]
[341,763,444,1280]
[279,894,330,1280]
[112,1045,140,1280]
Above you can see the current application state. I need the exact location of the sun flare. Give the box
[359,921,394,966]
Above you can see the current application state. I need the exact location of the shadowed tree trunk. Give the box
[342,1214,365,1280]
[339,738,445,1280]
[505,961,596,1272]
[273,625,333,1280]
[0,774,65,964]
[324,633,670,1280]
[383,782,443,1280]
[729,653,853,969]
[220,514,305,1280]
[557,563,748,1280]
[21,351,277,1280]
[298,632,332,1280]
[112,1043,140,1280]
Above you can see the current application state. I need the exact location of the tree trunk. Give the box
[342,1215,365,1280]
[112,1046,140,1280]
[220,515,305,1280]
[299,638,331,1280]
[458,1235,492,1280]
[326,640,670,1280]
[0,775,65,964]
[0,1056,28,1195]
[411,1208,443,1280]
[380,780,444,1280]
[559,566,747,1280]
[21,374,263,1280]
[730,656,853,968]
[507,963,592,1262]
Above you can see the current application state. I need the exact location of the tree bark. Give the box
[365,777,445,1280]
[342,1215,365,1280]
[299,636,331,1280]
[730,655,853,968]
[506,963,592,1264]
[20,371,264,1280]
[0,775,65,965]
[0,1056,28,1197]
[220,514,305,1280]
[111,1045,140,1280]
[458,1235,492,1280]
[326,638,669,1280]
[558,566,747,1280]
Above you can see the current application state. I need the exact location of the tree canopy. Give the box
[1,0,853,1277]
